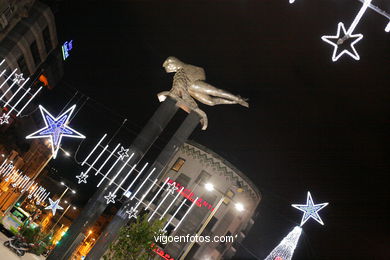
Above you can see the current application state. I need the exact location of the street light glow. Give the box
[61,182,65,185]
[235,203,244,212]
[64,200,68,204]
[73,206,77,210]
[205,183,214,191]
[72,190,76,194]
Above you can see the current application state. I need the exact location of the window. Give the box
[175,173,191,188]
[223,189,235,205]
[42,26,52,53]
[195,170,211,185]
[205,216,218,232]
[186,243,200,259]
[171,158,185,172]
[216,231,232,253]
[17,55,29,75]
[30,41,41,66]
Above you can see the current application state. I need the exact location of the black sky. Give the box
[40,0,390,259]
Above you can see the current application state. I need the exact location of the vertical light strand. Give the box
[81,134,107,166]
[95,143,121,176]
[146,178,169,210]
[16,87,42,116]
[160,187,184,220]
[174,197,198,231]
[130,168,156,200]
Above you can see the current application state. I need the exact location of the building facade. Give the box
[154,141,261,260]
[0,0,63,213]
[0,0,63,89]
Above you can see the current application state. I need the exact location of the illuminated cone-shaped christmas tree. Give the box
[265,192,328,260]
[264,226,302,260]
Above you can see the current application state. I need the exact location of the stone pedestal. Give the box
[47,97,179,260]
[86,111,200,260]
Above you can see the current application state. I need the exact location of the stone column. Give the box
[86,111,200,260]
[47,98,178,260]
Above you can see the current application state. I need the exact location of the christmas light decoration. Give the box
[0,61,43,124]
[292,191,328,226]
[117,146,130,160]
[265,192,328,260]
[45,198,64,216]
[26,105,86,159]
[77,135,201,229]
[289,1,390,61]
[125,207,138,219]
[264,226,302,260]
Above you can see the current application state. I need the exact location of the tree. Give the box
[264,226,302,260]
[104,215,165,260]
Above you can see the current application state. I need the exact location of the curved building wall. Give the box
[159,140,261,260]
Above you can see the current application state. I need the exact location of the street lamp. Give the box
[235,202,244,212]
[50,200,77,232]
[179,182,245,260]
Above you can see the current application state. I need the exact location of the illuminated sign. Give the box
[167,179,215,212]
[152,244,175,260]
[62,40,73,60]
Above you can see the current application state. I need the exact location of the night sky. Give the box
[38,0,389,259]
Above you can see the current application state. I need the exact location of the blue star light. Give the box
[26,105,85,159]
[45,198,64,216]
[292,191,328,226]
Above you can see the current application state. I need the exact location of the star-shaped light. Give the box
[0,114,10,125]
[166,181,178,194]
[13,73,25,84]
[76,173,89,184]
[125,207,139,219]
[117,146,130,160]
[321,22,363,62]
[26,105,86,159]
[292,191,328,226]
[45,198,64,216]
[104,192,117,204]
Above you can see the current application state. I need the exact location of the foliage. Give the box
[19,223,41,243]
[103,215,165,260]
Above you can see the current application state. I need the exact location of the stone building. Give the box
[153,140,261,260]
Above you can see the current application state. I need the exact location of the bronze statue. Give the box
[158,57,249,130]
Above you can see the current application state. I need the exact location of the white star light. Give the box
[117,146,130,160]
[0,114,10,125]
[321,22,363,62]
[125,207,139,219]
[292,191,328,226]
[76,173,89,184]
[26,105,86,159]
[45,198,64,216]
[12,73,25,84]
[166,181,178,194]
[104,192,117,204]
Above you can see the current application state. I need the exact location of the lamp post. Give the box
[50,200,77,232]
[179,183,245,260]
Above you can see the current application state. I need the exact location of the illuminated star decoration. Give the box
[104,192,117,204]
[45,198,64,216]
[321,23,363,61]
[292,191,328,226]
[76,173,89,184]
[0,113,10,125]
[321,0,372,62]
[12,73,25,84]
[126,207,139,219]
[26,105,85,159]
[166,181,178,194]
[117,146,130,160]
